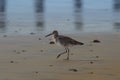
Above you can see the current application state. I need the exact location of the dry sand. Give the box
[0,32,120,80]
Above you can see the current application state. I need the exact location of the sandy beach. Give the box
[0,32,120,80]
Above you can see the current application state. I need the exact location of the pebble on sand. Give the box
[90,61,94,64]
[30,32,36,35]
[96,56,99,58]
[16,52,21,54]
[89,72,94,74]
[93,39,101,43]
[49,65,53,67]
[69,69,78,72]
[3,35,7,37]
[35,71,39,74]
[38,38,41,40]
[22,50,27,52]
[10,61,14,63]
[40,50,44,52]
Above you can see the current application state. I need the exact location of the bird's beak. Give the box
[45,33,53,37]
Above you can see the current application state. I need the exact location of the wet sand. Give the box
[0,32,120,80]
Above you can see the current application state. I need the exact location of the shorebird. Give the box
[45,30,84,60]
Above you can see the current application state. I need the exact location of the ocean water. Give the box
[0,0,120,35]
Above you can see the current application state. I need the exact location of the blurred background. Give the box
[0,0,120,35]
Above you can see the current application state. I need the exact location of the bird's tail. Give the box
[71,40,84,45]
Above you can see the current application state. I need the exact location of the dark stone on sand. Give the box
[3,35,7,37]
[40,50,43,52]
[93,39,101,43]
[89,72,94,74]
[69,69,78,72]
[38,38,41,40]
[30,32,36,35]
[22,50,26,52]
[96,56,99,58]
[49,65,53,67]
[13,50,17,52]
[49,41,55,44]
[16,52,21,54]
[10,61,14,63]
[35,71,39,74]
[90,61,94,64]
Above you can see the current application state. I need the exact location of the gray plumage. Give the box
[45,30,84,60]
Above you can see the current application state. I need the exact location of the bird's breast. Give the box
[51,36,62,46]
[52,36,56,43]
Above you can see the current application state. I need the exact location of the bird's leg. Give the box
[66,48,70,60]
[56,48,67,59]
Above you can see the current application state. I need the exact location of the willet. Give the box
[45,30,84,60]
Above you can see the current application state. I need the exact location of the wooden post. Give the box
[35,0,45,31]
[113,0,120,10]
[113,0,120,32]
[0,0,6,12]
[74,0,83,31]
[0,0,6,32]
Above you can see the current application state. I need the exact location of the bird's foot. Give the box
[67,55,70,60]
[56,54,61,59]
[67,57,69,60]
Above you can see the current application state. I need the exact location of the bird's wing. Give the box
[58,35,82,45]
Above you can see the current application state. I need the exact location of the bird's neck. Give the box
[52,34,58,43]
[54,34,58,39]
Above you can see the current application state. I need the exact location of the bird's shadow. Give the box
[57,58,104,63]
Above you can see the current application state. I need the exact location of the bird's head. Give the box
[45,30,58,37]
